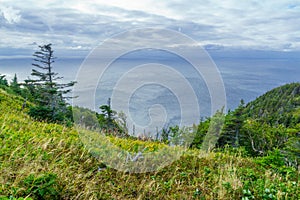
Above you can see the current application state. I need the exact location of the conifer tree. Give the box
[218,99,245,148]
[25,44,76,122]
[10,74,21,95]
[201,108,225,152]
[0,74,8,88]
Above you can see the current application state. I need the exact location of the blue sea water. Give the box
[1,49,300,133]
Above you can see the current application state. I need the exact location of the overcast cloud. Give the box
[0,0,300,54]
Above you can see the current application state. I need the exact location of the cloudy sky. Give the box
[0,0,300,56]
[1,0,300,115]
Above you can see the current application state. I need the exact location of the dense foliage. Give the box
[0,83,299,199]
[192,83,300,167]
[1,52,299,199]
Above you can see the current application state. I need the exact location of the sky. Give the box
[0,0,300,56]
[0,0,300,119]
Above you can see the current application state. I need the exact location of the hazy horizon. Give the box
[1,48,299,113]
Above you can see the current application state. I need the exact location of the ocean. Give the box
[1,49,300,134]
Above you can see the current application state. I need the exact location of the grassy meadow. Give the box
[0,89,299,199]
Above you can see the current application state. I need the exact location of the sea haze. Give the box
[0,49,299,116]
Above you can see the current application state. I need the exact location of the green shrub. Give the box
[255,149,297,176]
[21,173,61,200]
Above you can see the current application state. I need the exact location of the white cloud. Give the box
[0,5,21,24]
[0,0,299,52]
[72,0,181,20]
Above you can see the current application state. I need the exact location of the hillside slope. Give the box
[241,83,300,157]
[0,89,299,199]
[217,83,300,158]
[244,82,300,126]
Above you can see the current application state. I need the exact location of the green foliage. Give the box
[237,83,300,158]
[0,74,8,89]
[21,173,60,199]
[72,106,99,129]
[218,100,245,148]
[1,76,300,199]
[255,150,297,176]
[161,128,169,143]
[188,83,300,172]
[0,197,33,200]
[10,74,21,95]
[28,105,73,125]
[24,44,76,124]
[242,189,255,200]
[243,82,300,127]
[242,121,289,155]
[97,98,128,137]
[201,109,225,152]
[190,118,210,148]
[283,130,300,167]
[28,105,54,121]
[99,103,116,131]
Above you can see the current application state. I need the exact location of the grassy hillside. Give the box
[0,89,299,199]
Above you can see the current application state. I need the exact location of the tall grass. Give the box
[0,89,299,199]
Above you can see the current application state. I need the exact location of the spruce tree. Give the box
[25,44,76,123]
[98,98,117,132]
[218,99,245,148]
[10,74,21,95]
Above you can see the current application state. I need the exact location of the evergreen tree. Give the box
[190,118,210,148]
[97,98,127,136]
[10,74,21,95]
[218,99,245,148]
[25,44,76,123]
[99,98,115,131]
[201,108,225,152]
[0,74,8,88]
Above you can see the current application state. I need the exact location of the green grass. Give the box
[0,89,299,199]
